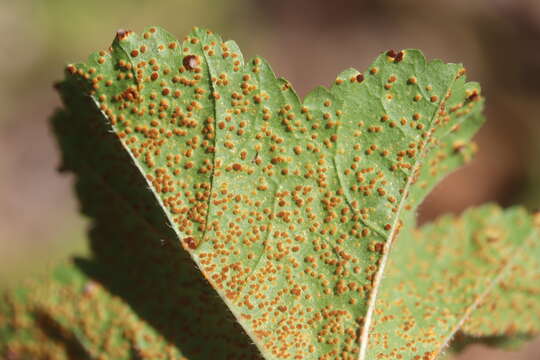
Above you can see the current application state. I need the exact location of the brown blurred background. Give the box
[1,0,539,358]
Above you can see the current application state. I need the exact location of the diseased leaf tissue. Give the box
[1,26,539,360]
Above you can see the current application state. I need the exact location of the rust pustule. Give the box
[116,29,132,41]
[183,55,199,70]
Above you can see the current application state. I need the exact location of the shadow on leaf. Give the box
[51,77,261,360]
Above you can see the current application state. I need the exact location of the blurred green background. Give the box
[1,0,540,358]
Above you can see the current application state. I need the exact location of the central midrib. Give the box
[357,67,460,360]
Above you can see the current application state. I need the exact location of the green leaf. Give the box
[458,211,540,344]
[51,26,486,359]
[369,204,539,359]
[1,258,259,359]
[1,261,189,359]
[49,97,261,358]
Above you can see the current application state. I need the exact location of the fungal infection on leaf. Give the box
[2,25,538,360]
[57,26,484,359]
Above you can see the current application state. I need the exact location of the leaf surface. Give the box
[1,261,188,359]
[368,205,540,359]
[458,211,540,346]
[50,94,261,359]
[53,26,486,359]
